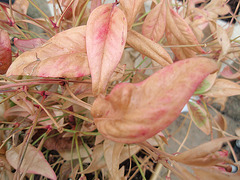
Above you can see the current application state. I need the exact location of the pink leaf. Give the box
[7,26,89,78]
[14,38,47,52]
[91,57,218,143]
[86,3,127,95]
[6,143,57,180]
[142,0,166,42]
[0,30,12,74]
[221,66,240,79]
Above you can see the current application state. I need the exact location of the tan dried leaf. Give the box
[127,29,172,66]
[204,79,240,97]
[6,143,57,180]
[119,0,145,29]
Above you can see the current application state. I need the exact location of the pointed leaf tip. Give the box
[142,0,166,42]
[86,3,127,96]
[92,57,218,143]
[6,143,57,180]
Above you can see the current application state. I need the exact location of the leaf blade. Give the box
[92,57,218,143]
[6,143,57,180]
[7,26,88,77]
[142,0,166,42]
[86,3,127,95]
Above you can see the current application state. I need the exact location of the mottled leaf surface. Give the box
[188,101,210,135]
[14,38,47,52]
[86,3,127,95]
[194,73,217,94]
[7,26,89,78]
[91,58,218,143]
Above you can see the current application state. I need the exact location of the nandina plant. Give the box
[0,0,240,179]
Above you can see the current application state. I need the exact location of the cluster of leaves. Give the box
[0,0,240,179]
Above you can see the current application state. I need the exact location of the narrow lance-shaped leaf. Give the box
[6,143,57,180]
[203,79,240,97]
[217,25,231,56]
[0,30,12,74]
[142,0,166,42]
[165,0,205,60]
[127,29,172,66]
[187,101,210,135]
[86,3,127,96]
[91,57,218,143]
[119,0,145,29]
[103,140,124,180]
[172,137,236,163]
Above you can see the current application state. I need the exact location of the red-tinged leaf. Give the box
[86,3,127,95]
[194,73,217,94]
[103,140,124,179]
[7,26,89,77]
[14,38,47,52]
[193,167,240,180]
[203,79,240,97]
[119,0,145,29]
[187,101,210,135]
[172,137,236,162]
[127,29,172,66]
[142,0,166,42]
[221,66,240,79]
[165,1,205,60]
[91,57,218,143]
[0,30,12,74]
[6,143,57,180]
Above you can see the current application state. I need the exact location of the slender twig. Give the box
[24,90,63,133]
[56,0,74,27]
